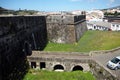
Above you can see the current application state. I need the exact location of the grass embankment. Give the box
[23,69,95,80]
[44,31,120,52]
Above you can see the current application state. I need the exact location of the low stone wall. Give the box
[90,60,118,80]
[89,47,120,56]
[32,51,89,56]
[89,47,120,80]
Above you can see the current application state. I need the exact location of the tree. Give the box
[114,11,118,17]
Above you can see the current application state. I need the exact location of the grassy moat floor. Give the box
[44,30,120,52]
[23,69,95,80]
[24,31,120,80]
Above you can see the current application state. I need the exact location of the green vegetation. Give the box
[0,7,38,15]
[44,31,120,52]
[13,9,38,15]
[23,69,95,80]
[104,11,120,16]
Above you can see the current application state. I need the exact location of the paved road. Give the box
[92,50,120,79]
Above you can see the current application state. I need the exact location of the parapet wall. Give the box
[90,60,118,80]
[46,14,87,43]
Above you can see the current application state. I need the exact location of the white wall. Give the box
[111,24,120,31]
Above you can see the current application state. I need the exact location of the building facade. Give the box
[87,21,120,31]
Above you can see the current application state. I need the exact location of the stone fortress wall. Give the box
[0,15,119,80]
[0,14,86,80]
[46,14,87,43]
[0,15,47,80]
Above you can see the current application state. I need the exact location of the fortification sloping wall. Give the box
[75,21,87,42]
[0,16,47,80]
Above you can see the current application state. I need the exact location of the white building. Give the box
[71,10,84,15]
[87,21,120,31]
[86,10,104,22]
[111,22,120,31]
[87,21,111,31]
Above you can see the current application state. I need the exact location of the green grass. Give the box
[23,69,95,80]
[44,31,120,52]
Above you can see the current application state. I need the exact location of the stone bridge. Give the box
[27,50,120,80]
[27,51,91,71]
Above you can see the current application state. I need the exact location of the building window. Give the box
[31,62,36,68]
[40,62,46,69]
[112,24,115,27]
[116,25,119,27]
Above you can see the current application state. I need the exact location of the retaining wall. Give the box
[90,60,118,80]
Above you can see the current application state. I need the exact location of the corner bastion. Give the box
[46,14,87,43]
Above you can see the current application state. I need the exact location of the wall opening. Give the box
[40,62,46,69]
[31,62,36,68]
[23,41,32,56]
[54,64,64,71]
[72,65,83,71]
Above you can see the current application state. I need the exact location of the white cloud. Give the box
[110,0,115,3]
[70,0,82,2]
[107,0,115,6]
[88,0,96,2]
[70,0,96,2]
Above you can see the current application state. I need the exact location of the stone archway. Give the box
[72,65,83,71]
[53,64,64,71]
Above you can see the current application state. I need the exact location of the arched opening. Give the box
[72,65,83,71]
[54,64,64,71]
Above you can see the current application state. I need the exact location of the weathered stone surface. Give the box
[27,51,91,72]
[46,14,87,43]
[0,16,47,80]
[0,14,87,80]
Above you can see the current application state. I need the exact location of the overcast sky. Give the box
[0,0,120,11]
